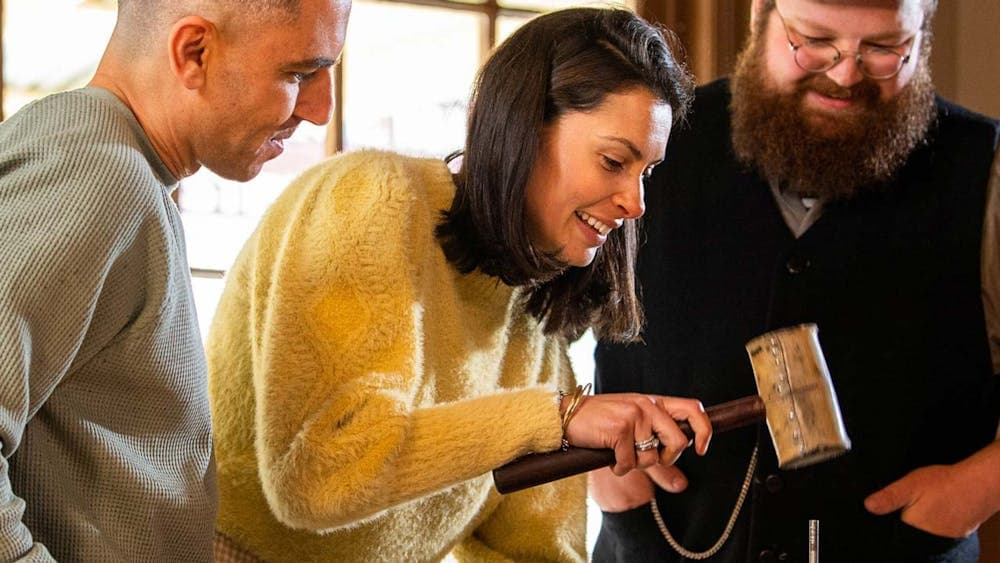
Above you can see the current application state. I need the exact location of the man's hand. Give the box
[589,464,690,513]
[864,441,1000,538]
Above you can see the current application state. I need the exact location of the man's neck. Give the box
[88,69,198,180]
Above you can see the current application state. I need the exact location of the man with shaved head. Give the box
[0,0,350,559]
[592,0,999,561]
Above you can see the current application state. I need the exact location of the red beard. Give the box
[730,36,936,199]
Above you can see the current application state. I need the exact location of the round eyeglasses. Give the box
[774,6,916,80]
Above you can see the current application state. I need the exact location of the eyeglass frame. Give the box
[772,3,917,80]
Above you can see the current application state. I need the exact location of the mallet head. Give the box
[746,324,851,469]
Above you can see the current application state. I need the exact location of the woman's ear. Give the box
[168,16,216,90]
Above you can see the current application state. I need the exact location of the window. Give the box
[1,0,116,119]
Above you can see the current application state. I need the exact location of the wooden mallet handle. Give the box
[492,395,766,494]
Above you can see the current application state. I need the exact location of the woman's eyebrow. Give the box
[599,136,642,160]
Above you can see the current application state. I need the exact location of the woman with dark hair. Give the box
[208,7,704,562]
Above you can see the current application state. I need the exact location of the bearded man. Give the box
[591,0,1000,561]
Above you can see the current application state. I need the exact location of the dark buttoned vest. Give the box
[595,79,1000,563]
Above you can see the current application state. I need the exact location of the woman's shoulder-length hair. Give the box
[436,6,693,342]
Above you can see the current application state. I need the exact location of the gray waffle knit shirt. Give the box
[0,88,217,562]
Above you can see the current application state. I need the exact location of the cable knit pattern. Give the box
[207,150,586,562]
[0,88,216,562]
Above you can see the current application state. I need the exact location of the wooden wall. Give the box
[931,0,1000,119]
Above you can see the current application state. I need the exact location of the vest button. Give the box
[764,474,784,493]
[758,549,777,563]
[786,256,810,274]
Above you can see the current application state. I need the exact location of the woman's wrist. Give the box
[556,383,592,450]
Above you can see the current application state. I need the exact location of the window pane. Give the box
[496,13,535,44]
[342,1,482,157]
[2,0,117,118]
[178,122,330,272]
[191,276,226,338]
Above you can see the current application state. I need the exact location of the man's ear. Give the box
[168,16,216,90]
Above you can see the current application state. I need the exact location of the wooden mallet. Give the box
[493,324,851,494]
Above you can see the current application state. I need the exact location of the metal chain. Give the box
[650,445,759,560]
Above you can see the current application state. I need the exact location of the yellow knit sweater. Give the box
[207,150,587,562]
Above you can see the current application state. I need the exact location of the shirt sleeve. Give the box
[231,153,565,531]
[0,146,132,561]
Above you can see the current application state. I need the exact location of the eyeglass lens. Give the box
[794,42,905,79]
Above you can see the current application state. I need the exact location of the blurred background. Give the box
[2,0,998,559]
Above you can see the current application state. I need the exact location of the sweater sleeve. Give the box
[0,122,149,562]
[455,351,588,562]
[231,152,565,531]
[454,475,588,563]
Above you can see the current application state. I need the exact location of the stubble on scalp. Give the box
[114,0,301,53]
[729,12,936,199]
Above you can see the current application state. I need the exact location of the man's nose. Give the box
[824,54,865,89]
[296,68,335,126]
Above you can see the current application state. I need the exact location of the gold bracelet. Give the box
[559,383,592,449]
[561,387,582,431]
[565,383,592,430]
[555,389,570,450]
